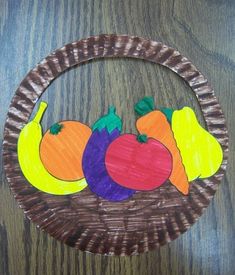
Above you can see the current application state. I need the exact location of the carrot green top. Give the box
[134,96,155,116]
[135,96,174,123]
[92,106,122,134]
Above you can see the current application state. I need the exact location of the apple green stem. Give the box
[137,134,148,143]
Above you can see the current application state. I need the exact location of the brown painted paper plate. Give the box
[2,34,229,255]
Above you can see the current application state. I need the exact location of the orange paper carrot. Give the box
[135,97,189,195]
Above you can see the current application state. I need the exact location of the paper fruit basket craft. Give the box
[3,34,228,256]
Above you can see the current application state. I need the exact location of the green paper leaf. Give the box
[134,96,155,116]
[160,108,174,123]
[92,106,122,133]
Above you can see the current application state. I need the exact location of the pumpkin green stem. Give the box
[134,96,155,116]
[137,134,148,143]
[50,123,63,135]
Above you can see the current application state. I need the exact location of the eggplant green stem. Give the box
[92,105,122,134]
[108,106,116,114]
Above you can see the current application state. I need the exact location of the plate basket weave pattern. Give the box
[3,34,228,256]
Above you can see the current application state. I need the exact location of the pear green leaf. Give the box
[160,108,174,123]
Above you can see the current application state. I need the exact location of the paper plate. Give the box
[2,34,229,255]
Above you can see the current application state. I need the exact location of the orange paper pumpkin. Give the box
[40,121,91,181]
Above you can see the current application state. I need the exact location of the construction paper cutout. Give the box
[172,107,223,181]
[105,134,172,191]
[40,121,91,181]
[17,101,87,195]
[82,109,135,202]
[135,97,189,195]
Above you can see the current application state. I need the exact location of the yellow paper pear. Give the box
[172,107,223,182]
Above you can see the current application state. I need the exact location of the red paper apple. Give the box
[105,134,172,191]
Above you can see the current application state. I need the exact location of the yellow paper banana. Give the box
[17,101,87,195]
[172,107,223,181]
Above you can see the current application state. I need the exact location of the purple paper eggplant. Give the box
[82,107,135,201]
